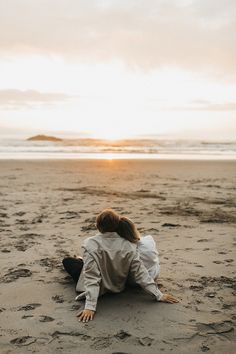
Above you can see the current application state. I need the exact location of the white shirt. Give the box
[137,235,160,280]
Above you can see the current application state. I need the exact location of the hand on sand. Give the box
[77,309,95,322]
[160,294,179,303]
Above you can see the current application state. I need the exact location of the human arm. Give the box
[130,250,179,303]
[138,235,160,279]
[76,249,101,321]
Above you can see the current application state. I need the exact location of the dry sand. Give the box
[0,159,235,354]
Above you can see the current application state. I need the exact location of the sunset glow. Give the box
[0,1,236,140]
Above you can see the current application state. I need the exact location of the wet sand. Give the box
[0,159,235,353]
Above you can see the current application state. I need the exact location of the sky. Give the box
[0,0,236,140]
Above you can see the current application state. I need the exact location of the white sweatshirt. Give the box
[137,235,160,280]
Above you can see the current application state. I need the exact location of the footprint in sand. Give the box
[90,330,154,350]
[15,240,39,252]
[39,315,55,322]
[10,336,36,346]
[71,304,81,311]
[59,211,80,220]
[115,331,131,340]
[90,337,112,350]
[2,268,32,283]
[190,285,204,291]
[14,211,26,216]
[32,215,45,224]
[81,223,97,231]
[19,226,30,231]
[52,295,64,303]
[37,258,61,271]
[16,219,28,225]
[162,223,181,228]
[17,303,42,311]
[22,315,34,319]
[201,345,210,352]
[197,320,234,335]
[138,337,154,346]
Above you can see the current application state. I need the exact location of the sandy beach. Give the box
[0,158,235,354]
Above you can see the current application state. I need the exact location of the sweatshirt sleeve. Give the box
[82,249,101,311]
[129,249,163,301]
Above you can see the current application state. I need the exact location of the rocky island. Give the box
[27,135,63,142]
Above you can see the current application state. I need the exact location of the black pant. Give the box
[62,257,84,283]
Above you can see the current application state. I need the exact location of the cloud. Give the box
[169,100,236,111]
[0,0,235,78]
[0,89,74,109]
[191,102,236,111]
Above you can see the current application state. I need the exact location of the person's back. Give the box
[63,208,179,322]
[76,231,137,295]
[76,230,164,312]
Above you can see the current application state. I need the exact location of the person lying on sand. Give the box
[62,209,179,323]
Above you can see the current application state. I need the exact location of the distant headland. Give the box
[27,135,63,142]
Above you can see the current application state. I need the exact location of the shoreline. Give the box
[0,154,236,161]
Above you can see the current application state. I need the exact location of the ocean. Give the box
[0,138,236,160]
